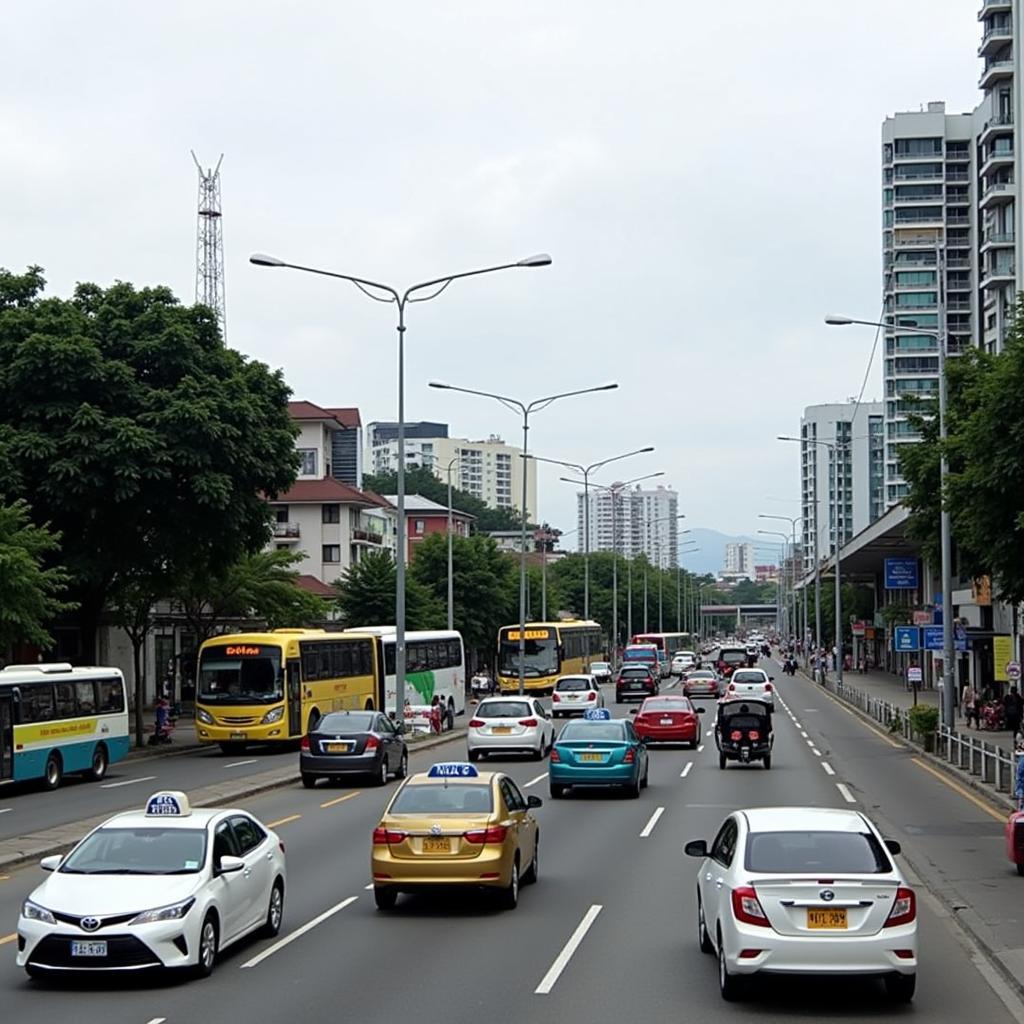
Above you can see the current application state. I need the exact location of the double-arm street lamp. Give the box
[826,312,955,728]
[528,446,655,621]
[677,542,700,632]
[647,513,687,632]
[430,381,618,695]
[760,513,805,653]
[757,532,790,635]
[250,250,551,718]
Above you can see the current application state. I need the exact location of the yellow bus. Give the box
[496,620,604,694]
[195,629,381,753]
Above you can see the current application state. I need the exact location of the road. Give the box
[0,667,1021,1024]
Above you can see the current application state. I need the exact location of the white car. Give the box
[551,674,605,718]
[686,807,917,1003]
[17,791,286,979]
[467,696,554,760]
[724,668,775,707]
[589,661,613,685]
[671,651,697,676]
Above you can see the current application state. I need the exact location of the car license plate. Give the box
[325,742,352,753]
[230,731,247,740]
[71,940,108,957]
[579,752,603,762]
[807,908,847,929]
[660,718,674,725]
[492,726,512,734]
[422,837,450,854]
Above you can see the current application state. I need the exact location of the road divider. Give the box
[535,904,603,995]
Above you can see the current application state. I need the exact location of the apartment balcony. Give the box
[980,20,1013,56]
[351,528,385,546]
[980,180,1017,209]
[980,149,1015,178]
[946,298,973,311]
[893,168,943,183]
[945,169,971,182]
[893,213,946,228]
[947,256,971,268]
[273,522,301,542]
[891,253,937,268]
[946,214,971,226]
[980,58,1014,90]
[981,230,1016,252]
[979,113,1015,146]
[979,1,1013,20]
[945,278,972,292]
[982,262,1017,287]
[893,234,941,249]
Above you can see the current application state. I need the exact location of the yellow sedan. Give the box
[370,762,541,910]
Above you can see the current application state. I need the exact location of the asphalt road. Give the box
[0,670,1021,1024]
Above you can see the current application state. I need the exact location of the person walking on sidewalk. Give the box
[1015,741,1024,811]
[1004,686,1024,742]
[962,683,978,729]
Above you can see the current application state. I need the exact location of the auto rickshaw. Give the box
[715,697,773,770]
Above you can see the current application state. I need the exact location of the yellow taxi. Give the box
[371,762,541,911]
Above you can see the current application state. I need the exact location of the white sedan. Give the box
[723,668,775,707]
[671,652,697,676]
[17,791,286,978]
[467,696,554,760]
[686,807,917,1003]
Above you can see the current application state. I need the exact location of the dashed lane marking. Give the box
[697,745,704,753]
[0,808,10,815]
[680,762,693,778]
[100,775,157,789]
[524,773,548,788]
[811,747,821,757]
[145,1018,167,1024]
[241,895,359,969]
[639,807,665,838]
[0,933,17,946]
[267,814,302,828]
[535,904,603,995]
[224,759,259,769]
[911,757,1005,823]
[836,783,857,803]
[320,792,361,809]
[821,762,835,776]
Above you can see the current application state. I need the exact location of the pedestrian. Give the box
[962,683,977,729]
[1015,741,1024,811]
[1004,686,1024,741]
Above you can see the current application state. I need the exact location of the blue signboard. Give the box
[955,623,968,652]
[893,626,921,652]
[922,625,944,652]
[885,558,919,590]
[428,763,478,778]
[583,708,611,721]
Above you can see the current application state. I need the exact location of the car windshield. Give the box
[745,830,892,874]
[560,722,627,742]
[478,700,531,719]
[556,678,589,691]
[320,712,376,732]
[60,827,208,875]
[198,644,283,704]
[390,784,493,814]
[732,671,767,684]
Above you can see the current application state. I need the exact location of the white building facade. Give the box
[576,484,679,568]
[723,542,755,579]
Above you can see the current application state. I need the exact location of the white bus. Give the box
[342,628,466,723]
[0,663,130,789]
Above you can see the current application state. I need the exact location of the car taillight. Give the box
[365,735,379,751]
[552,693,561,702]
[549,747,561,762]
[764,683,773,692]
[469,718,484,728]
[372,828,407,845]
[731,886,770,927]
[730,730,743,741]
[884,887,916,928]
[519,718,539,727]
[463,825,508,844]
[300,735,310,752]
[623,748,636,764]
[748,730,760,741]
[587,691,597,701]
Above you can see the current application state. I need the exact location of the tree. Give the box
[0,267,299,660]
[334,550,443,630]
[0,500,74,655]
[110,573,162,747]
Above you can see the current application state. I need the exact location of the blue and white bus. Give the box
[0,663,130,789]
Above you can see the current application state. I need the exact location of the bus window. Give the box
[19,684,55,723]
[75,682,97,715]
[54,683,77,719]
[98,678,125,713]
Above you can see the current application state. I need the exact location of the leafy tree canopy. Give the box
[333,549,443,630]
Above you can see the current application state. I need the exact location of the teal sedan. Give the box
[548,712,649,799]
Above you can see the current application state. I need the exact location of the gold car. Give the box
[370,762,541,911]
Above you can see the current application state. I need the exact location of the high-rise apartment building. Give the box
[800,402,885,574]
[723,542,755,579]
[576,484,679,568]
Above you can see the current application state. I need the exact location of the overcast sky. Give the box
[3,1,983,563]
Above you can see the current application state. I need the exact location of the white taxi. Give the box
[17,791,286,979]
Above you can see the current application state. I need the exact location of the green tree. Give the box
[0,267,299,659]
[334,550,443,630]
[0,500,74,655]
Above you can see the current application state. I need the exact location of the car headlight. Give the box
[22,900,56,925]
[129,897,196,925]
[196,708,214,725]
[261,706,285,724]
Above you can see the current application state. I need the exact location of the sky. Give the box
[2,1,983,568]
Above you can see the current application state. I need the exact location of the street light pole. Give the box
[757,531,789,634]
[445,456,461,632]
[432,380,618,695]
[250,250,550,719]
[760,514,803,643]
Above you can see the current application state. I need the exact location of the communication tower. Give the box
[191,151,226,339]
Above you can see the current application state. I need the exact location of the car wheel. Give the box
[884,972,916,1003]
[627,774,641,799]
[532,744,544,761]
[718,936,746,1001]
[373,757,389,786]
[301,772,317,789]
[42,752,62,791]
[261,880,285,937]
[468,749,481,763]
[523,837,539,884]
[86,743,108,781]
[395,750,408,779]
[718,753,727,770]
[374,886,398,911]
[641,764,649,789]
[1017,860,1024,877]
[697,895,714,954]
[615,696,623,705]
[498,858,519,910]
[763,755,772,770]
[550,783,566,799]
[194,914,218,978]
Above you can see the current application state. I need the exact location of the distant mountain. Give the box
[676,529,767,577]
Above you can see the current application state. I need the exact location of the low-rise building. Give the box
[384,494,474,562]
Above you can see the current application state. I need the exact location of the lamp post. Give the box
[646,513,687,633]
[431,380,617,695]
[250,250,550,719]
[780,434,844,685]
[528,446,654,621]
[759,514,803,644]
[444,457,461,631]
[758,531,790,635]
[826,307,954,727]
[677,541,699,632]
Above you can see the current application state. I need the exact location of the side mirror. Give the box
[217,855,246,875]
[527,795,543,809]
[884,839,902,856]
[394,721,406,734]
[40,855,62,872]
[769,676,775,682]
[684,839,708,858]
[696,706,706,714]
[629,708,638,715]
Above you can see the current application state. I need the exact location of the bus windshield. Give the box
[498,631,558,678]
[198,644,283,704]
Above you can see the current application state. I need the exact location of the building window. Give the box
[322,504,341,524]
[298,449,318,476]
[274,506,289,523]
[322,545,341,563]
[415,520,425,535]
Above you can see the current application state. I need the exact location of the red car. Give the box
[631,695,705,747]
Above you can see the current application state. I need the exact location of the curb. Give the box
[0,729,468,875]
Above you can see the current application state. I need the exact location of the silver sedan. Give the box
[467,696,554,761]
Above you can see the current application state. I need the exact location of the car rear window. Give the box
[732,671,766,684]
[556,677,589,691]
[477,700,531,719]
[720,651,747,664]
[560,722,626,742]
[391,784,494,814]
[745,831,892,874]
[591,663,610,672]
[320,711,376,731]
[621,667,651,677]
[688,671,715,679]
[644,699,691,710]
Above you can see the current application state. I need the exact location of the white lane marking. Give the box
[0,808,11,815]
[800,731,808,738]
[792,721,802,729]
[146,1018,167,1024]
[680,762,693,778]
[100,775,157,789]
[836,783,857,803]
[535,904,603,994]
[811,747,821,757]
[706,729,713,737]
[697,744,705,753]
[224,759,258,769]
[524,772,548,788]
[364,883,374,890]
[806,739,815,747]
[821,762,836,776]
[639,807,665,838]
[241,896,359,968]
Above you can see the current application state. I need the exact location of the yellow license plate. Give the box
[579,752,604,762]
[422,838,451,854]
[492,726,512,734]
[807,907,847,929]
[325,742,351,753]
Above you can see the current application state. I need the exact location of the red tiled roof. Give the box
[272,479,376,505]
[360,489,394,509]
[295,575,336,597]
[323,406,361,428]
[287,401,361,430]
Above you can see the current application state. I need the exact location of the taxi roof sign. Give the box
[583,708,612,721]
[427,762,479,779]
[145,791,191,817]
